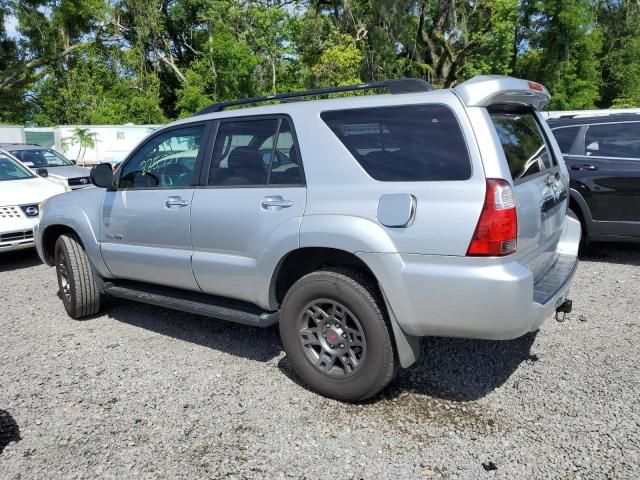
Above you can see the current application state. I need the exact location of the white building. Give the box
[0,125,26,143]
[49,125,160,165]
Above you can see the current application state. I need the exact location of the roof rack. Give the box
[194,78,433,116]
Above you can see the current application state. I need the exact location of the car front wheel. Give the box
[54,233,101,319]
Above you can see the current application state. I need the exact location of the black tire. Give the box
[54,234,101,319]
[280,268,395,402]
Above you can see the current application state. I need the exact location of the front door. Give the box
[190,116,306,307]
[100,124,209,290]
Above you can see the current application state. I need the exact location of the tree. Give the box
[515,0,603,109]
[67,127,98,166]
[597,0,640,107]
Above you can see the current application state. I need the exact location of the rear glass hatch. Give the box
[489,106,568,281]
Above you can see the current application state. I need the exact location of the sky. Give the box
[4,15,18,38]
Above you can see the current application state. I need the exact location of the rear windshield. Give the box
[490,110,554,181]
[321,104,471,182]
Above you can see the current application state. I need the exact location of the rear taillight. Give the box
[467,179,517,256]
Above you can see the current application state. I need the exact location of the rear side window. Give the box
[320,105,471,181]
[584,122,640,159]
[551,126,580,154]
[490,110,554,181]
[208,118,303,186]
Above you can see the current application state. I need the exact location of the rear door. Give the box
[577,121,640,227]
[190,116,306,307]
[489,108,568,280]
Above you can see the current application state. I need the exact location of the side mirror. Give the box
[90,163,114,189]
[70,159,77,165]
[36,168,49,178]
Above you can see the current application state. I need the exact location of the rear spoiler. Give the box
[454,75,550,111]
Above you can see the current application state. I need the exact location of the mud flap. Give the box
[379,286,421,368]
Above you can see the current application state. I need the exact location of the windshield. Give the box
[0,153,35,181]
[10,148,73,168]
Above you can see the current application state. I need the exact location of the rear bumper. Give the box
[358,215,581,340]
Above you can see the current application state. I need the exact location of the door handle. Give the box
[571,164,598,171]
[261,196,293,210]
[165,196,190,208]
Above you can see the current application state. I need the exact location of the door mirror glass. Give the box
[36,168,48,177]
[90,163,114,188]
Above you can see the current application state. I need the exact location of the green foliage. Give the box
[518,0,603,109]
[311,33,364,86]
[65,127,97,166]
[2,0,640,126]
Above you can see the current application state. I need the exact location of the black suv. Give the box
[547,113,640,244]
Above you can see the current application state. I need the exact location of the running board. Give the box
[103,281,279,328]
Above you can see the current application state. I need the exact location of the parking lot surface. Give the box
[1,246,639,479]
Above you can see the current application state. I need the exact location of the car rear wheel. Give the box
[54,234,101,319]
[280,268,395,402]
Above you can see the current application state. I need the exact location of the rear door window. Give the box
[320,104,471,182]
[551,126,580,154]
[490,110,554,181]
[584,122,640,159]
[208,117,303,186]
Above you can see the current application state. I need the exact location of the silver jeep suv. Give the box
[35,76,581,401]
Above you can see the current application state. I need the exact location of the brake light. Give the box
[467,179,517,256]
[528,81,544,92]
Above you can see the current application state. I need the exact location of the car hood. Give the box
[0,177,67,206]
[45,165,91,179]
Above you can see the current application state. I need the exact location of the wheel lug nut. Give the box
[339,344,345,349]
[341,333,346,338]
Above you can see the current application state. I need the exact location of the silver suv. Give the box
[35,76,581,401]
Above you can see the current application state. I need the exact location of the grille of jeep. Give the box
[0,206,23,219]
[68,177,91,187]
[0,230,33,243]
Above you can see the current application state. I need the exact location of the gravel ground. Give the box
[0,245,639,479]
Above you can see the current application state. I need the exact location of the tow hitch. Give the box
[555,299,573,322]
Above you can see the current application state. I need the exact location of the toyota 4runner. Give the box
[35,76,581,401]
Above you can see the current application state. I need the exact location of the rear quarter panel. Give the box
[294,90,486,257]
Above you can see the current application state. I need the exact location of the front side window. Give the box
[119,125,204,189]
[10,148,73,168]
[0,153,35,181]
[490,110,553,181]
[584,122,640,159]
[321,104,471,182]
[208,118,302,186]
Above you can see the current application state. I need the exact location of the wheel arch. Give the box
[38,216,111,279]
[568,187,594,236]
[41,224,78,265]
[270,246,421,368]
